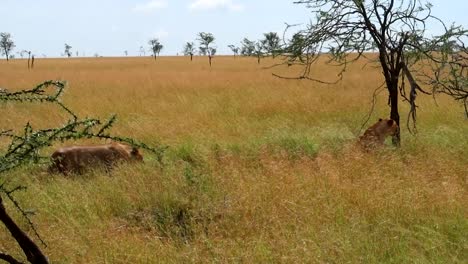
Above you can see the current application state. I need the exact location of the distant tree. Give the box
[228,44,240,58]
[240,38,255,56]
[183,42,195,61]
[197,32,216,66]
[124,50,128,56]
[284,33,307,64]
[19,50,29,59]
[139,46,145,56]
[148,38,163,60]
[64,44,72,58]
[262,32,281,57]
[27,51,32,69]
[0,32,15,61]
[254,40,266,64]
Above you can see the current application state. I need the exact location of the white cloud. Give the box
[189,0,244,11]
[133,0,168,13]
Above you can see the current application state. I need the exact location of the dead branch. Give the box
[358,82,386,135]
[0,195,49,264]
[0,252,24,264]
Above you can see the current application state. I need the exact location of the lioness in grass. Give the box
[49,142,143,175]
[359,118,399,149]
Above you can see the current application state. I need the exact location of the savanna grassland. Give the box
[0,56,467,263]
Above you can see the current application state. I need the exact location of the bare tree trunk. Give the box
[0,196,49,264]
[389,81,401,146]
[190,54,193,61]
[209,56,212,67]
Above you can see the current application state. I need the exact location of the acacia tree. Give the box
[64,44,72,58]
[262,32,281,57]
[149,38,163,60]
[183,42,195,61]
[254,40,266,64]
[240,37,266,63]
[282,0,467,145]
[0,33,15,61]
[284,33,307,64]
[228,44,240,58]
[0,81,166,263]
[240,38,255,56]
[197,32,216,66]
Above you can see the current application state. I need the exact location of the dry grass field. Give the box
[0,56,467,263]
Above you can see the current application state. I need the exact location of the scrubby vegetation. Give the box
[0,56,466,263]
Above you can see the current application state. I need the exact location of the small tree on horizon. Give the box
[0,32,15,61]
[240,38,255,57]
[148,38,163,60]
[197,32,216,66]
[183,42,195,61]
[262,32,281,57]
[228,44,240,58]
[254,40,266,64]
[64,43,72,58]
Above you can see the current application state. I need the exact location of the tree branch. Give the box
[0,252,24,264]
[0,195,48,264]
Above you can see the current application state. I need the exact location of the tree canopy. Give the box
[148,38,163,60]
[197,32,216,66]
[0,33,15,61]
[282,0,467,144]
[228,44,240,57]
[64,43,72,58]
[262,32,281,57]
[183,42,196,61]
[240,38,256,56]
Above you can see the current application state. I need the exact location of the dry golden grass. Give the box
[0,56,467,263]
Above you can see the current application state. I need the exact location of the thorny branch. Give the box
[0,80,167,263]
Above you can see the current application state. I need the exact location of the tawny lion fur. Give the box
[359,118,399,149]
[49,142,143,175]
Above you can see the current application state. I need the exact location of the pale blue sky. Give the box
[1,0,467,57]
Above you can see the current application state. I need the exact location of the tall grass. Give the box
[0,56,466,263]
